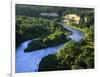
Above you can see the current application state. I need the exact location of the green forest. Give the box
[16,16,71,51]
[16,4,94,71]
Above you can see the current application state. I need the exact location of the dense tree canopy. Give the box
[38,40,94,71]
[16,4,94,72]
[38,7,94,71]
[16,16,71,50]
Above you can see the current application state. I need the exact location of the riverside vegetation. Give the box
[16,4,94,71]
[16,16,71,51]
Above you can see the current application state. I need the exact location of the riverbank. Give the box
[24,25,71,52]
[63,23,84,32]
[38,24,85,71]
[16,24,84,73]
[24,37,71,52]
[38,22,94,71]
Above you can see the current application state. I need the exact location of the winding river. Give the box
[16,25,84,73]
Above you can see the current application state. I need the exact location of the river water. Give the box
[16,25,84,73]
